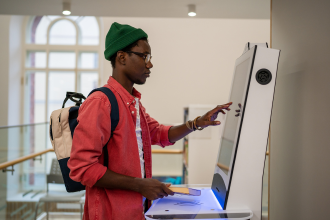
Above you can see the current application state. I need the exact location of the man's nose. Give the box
[146,61,153,69]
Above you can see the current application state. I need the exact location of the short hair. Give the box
[110,37,148,68]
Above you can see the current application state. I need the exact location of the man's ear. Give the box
[117,51,126,66]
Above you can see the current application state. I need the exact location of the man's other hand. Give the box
[135,178,174,200]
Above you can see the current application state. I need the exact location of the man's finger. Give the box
[163,185,175,196]
[218,102,232,109]
[209,106,224,115]
[210,105,231,115]
[205,121,221,126]
[158,192,166,198]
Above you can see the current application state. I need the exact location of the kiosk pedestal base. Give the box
[145,186,252,220]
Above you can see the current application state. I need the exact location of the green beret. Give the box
[104,22,148,61]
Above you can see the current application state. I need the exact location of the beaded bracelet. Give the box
[186,116,204,131]
[193,116,204,131]
[185,120,194,131]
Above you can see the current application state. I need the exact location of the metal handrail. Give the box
[152,149,183,154]
[0,148,54,170]
[0,147,269,171]
[0,148,184,171]
[0,122,48,129]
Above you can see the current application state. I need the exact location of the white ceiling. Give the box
[0,0,270,19]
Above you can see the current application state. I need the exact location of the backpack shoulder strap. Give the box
[88,87,119,167]
[88,87,119,133]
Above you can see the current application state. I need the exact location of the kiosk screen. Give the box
[212,46,257,209]
[217,58,250,176]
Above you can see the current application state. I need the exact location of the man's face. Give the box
[123,40,153,85]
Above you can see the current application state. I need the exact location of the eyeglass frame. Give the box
[123,51,152,64]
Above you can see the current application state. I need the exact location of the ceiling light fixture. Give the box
[188,4,196,17]
[62,2,71,15]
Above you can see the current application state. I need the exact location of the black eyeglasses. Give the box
[125,51,152,64]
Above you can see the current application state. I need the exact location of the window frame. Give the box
[22,16,102,123]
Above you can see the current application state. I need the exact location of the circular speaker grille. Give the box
[256,69,272,85]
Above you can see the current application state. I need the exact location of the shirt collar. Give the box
[107,77,141,105]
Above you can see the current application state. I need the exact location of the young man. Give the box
[68,22,232,220]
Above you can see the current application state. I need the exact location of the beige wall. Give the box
[101,17,270,125]
[8,16,24,126]
[101,17,270,177]
[0,15,10,126]
[0,16,270,126]
[270,0,330,219]
[0,15,23,127]
[0,15,269,177]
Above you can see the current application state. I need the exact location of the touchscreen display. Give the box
[146,212,251,219]
[217,58,250,175]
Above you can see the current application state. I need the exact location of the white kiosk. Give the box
[145,43,280,220]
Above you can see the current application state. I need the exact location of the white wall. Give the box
[0,15,23,127]
[270,0,330,219]
[0,16,24,201]
[0,16,270,128]
[0,15,269,178]
[0,16,11,218]
[101,17,270,178]
[101,17,270,125]
[0,15,10,126]
[8,16,24,126]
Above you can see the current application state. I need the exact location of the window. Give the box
[24,16,101,124]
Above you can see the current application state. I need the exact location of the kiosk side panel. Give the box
[226,47,280,220]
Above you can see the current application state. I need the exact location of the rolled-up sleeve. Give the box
[140,105,175,148]
[68,95,110,187]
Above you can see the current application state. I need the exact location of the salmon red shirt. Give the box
[68,77,174,220]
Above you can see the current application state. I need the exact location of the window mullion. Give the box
[23,16,101,125]
[45,44,49,123]
[98,45,102,87]
[25,68,47,71]
[97,16,102,87]
[75,20,79,94]
[45,18,50,123]
[77,68,100,72]
[44,68,77,72]
[75,49,78,93]
[21,31,27,125]
[32,45,99,51]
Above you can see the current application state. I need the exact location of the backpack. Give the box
[49,87,119,192]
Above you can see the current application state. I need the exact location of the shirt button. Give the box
[127,102,129,105]
[132,111,134,114]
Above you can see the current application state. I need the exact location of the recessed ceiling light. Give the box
[188,12,196,17]
[188,4,196,17]
[62,2,71,15]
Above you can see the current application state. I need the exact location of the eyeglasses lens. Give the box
[145,54,151,64]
